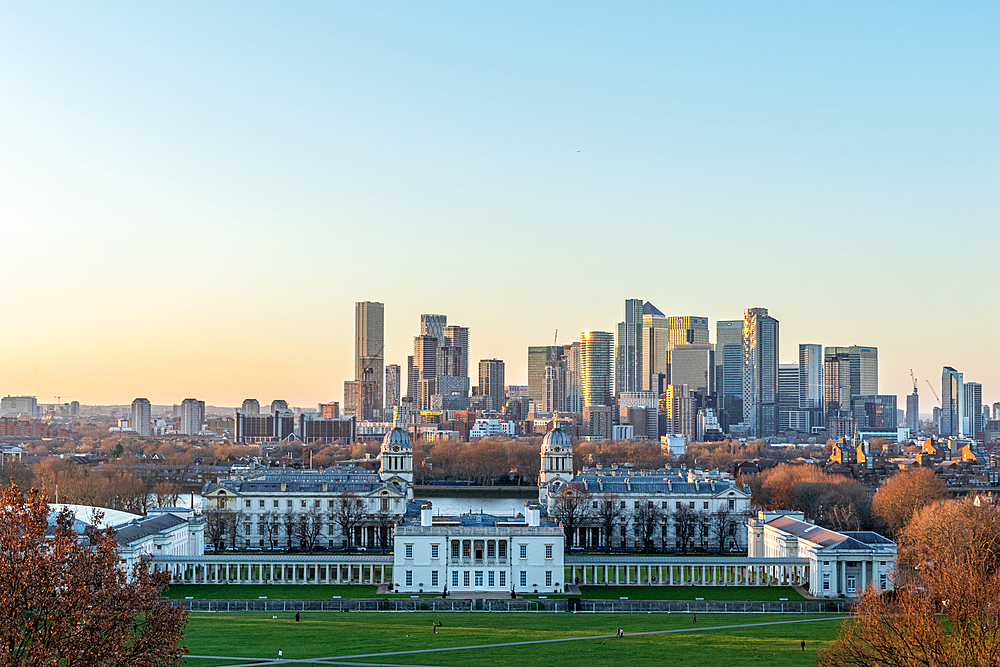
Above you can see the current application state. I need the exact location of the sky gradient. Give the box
[2,3,998,408]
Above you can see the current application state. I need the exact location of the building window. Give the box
[452,571,459,587]
[431,571,438,587]
[301,500,307,508]
[475,571,483,587]
[703,502,709,510]
[258,500,265,509]
[592,501,598,508]
[405,544,413,559]
[329,525,336,535]
[452,542,460,558]
[689,502,695,509]
[431,544,439,559]
[545,545,553,559]
[661,501,668,509]
[287,500,293,509]
[620,501,626,508]
[634,501,640,509]
[499,571,506,587]
[244,523,251,535]
[488,571,495,587]
[274,500,279,508]
[728,499,736,511]
[463,571,470,587]
[487,542,495,559]
[462,542,471,559]
[520,544,527,559]
[545,571,552,587]
[498,542,507,559]
[329,500,335,509]
[520,571,527,587]
[314,499,320,508]
[823,575,830,590]
[879,574,887,590]
[847,577,856,593]
[676,502,682,510]
[405,571,412,587]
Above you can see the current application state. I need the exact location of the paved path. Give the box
[187,615,848,667]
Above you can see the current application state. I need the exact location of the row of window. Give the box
[405,543,553,560]
[402,570,554,588]
[234,498,398,511]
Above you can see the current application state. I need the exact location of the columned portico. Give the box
[150,554,392,585]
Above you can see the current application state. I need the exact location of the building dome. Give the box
[382,427,412,449]
[541,427,571,452]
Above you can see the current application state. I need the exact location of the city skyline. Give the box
[1,4,997,407]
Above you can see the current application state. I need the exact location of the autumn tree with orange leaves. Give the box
[0,484,187,666]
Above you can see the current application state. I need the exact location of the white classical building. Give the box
[538,427,752,551]
[201,427,415,550]
[748,510,897,598]
[48,504,205,573]
[392,502,565,594]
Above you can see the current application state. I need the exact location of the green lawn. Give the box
[164,584,378,599]
[182,612,844,667]
[579,585,808,601]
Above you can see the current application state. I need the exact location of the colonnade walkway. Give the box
[150,554,393,585]
[565,555,810,588]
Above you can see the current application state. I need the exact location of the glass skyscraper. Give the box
[742,307,779,438]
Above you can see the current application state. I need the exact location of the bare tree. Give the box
[373,509,396,553]
[261,510,282,550]
[708,507,743,553]
[550,484,593,551]
[296,505,324,550]
[333,492,367,550]
[631,498,665,553]
[0,483,188,665]
[594,493,625,553]
[204,510,229,550]
[672,505,698,553]
[282,507,298,549]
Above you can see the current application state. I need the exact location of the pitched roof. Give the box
[115,513,187,546]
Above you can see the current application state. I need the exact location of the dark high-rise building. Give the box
[906,389,919,432]
[385,364,401,408]
[616,298,644,395]
[824,346,878,420]
[580,331,614,409]
[354,301,385,413]
[443,325,470,380]
[241,398,260,414]
[478,359,506,412]
[528,345,563,404]
[642,302,669,393]
[941,367,964,437]
[798,344,824,430]
[716,319,743,431]
[742,308,779,438]
[777,363,799,430]
[851,395,898,431]
[964,381,983,439]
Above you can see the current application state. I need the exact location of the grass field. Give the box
[578,585,808,601]
[182,611,845,667]
[164,584,378,599]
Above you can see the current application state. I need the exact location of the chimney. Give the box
[525,503,540,527]
[322,482,328,492]
[421,501,433,527]
[280,482,286,492]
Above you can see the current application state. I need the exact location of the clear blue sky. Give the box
[1,3,998,407]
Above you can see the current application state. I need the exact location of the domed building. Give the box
[380,427,414,500]
[538,427,574,502]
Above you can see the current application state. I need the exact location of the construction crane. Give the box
[910,370,918,394]
[925,379,941,405]
[554,329,558,346]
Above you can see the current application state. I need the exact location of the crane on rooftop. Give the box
[925,379,941,405]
